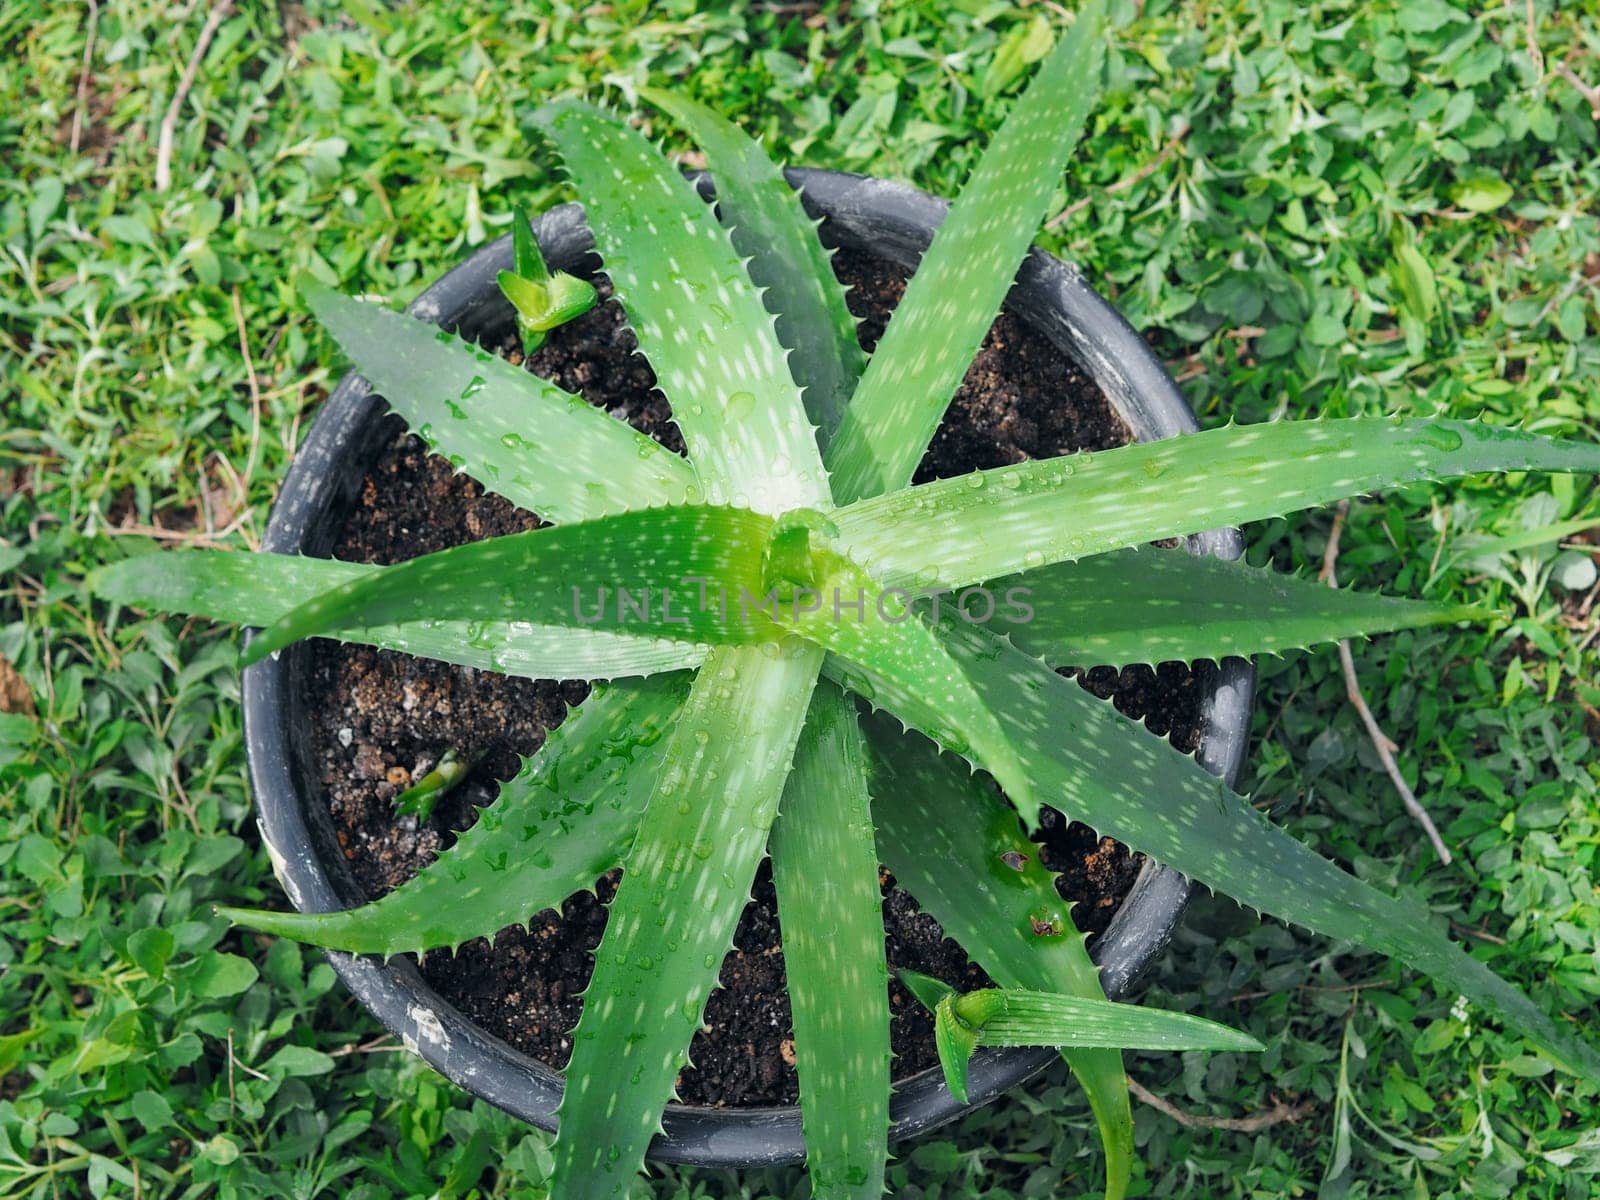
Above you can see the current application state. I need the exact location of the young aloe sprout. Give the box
[85,3,1600,1198]
[899,970,1264,1105]
[497,207,598,355]
[393,749,471,822]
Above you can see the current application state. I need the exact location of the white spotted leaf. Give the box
[532,101,830,514]
[834,416,1600,590]
[823,0,1107,504]
[549,644,823,1200]
[305,285,694,524]
[239,505,776,666]
[1004,547,1486,668]
[768,686,889,1200]
[956,988,1261,1051]
[88,550,709,680]
[641,88,865,448]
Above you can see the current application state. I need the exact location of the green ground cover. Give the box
[3,1,1600,1195]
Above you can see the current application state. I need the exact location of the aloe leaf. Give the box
[512,207,549,281]
[305,285,695,524]
[952,988,1262,1052]
[933,993,982,1105]
[823,0,1108,504]
[768,686,889,1200]
[786,540,1025,798]
[640,88,865,448]
[1005,548,1487,668]
[923,980,1259,1108]
[924,983,1260,1108]
[867,714,1135,1200]
[87,550,710,680]
[239,505,776,666]
[531,101,830,514]
[550,644,823,1200]
[87,535,1476,692]
[835,416,1600,590]
[217,678,686,954]
[897,967,956,1013]
[498,270,600,351]
[844,615,1600,1083]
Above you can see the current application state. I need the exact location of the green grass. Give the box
[4,0,1600,1195]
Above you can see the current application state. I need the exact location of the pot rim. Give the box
[241,166,1256,1168]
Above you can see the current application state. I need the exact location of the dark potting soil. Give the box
[303,248,1206,1107]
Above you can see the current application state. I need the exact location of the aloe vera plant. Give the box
[89,3,1600,1197]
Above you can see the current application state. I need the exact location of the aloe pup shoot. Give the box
[497,206,597,356]
[89,2,1600,1197]
[897,969,1263,1107]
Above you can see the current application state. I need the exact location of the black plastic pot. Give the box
[241,168,1256,1168]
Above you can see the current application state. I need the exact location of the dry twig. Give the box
[1319,501,1453,865]
[1525,0,1545,80]
[1451,920,1507,945]
[330,1034,404,1057]
[225,1027,267,1115]
[1554,61,1600,119]
[155,2,233,192]
[230,287,264,540]
[69,0,100,156]
[1127,1078,1313,1133]
[1228,977,1387,1004]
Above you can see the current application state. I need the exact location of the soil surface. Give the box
[303,248,1206,1107]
